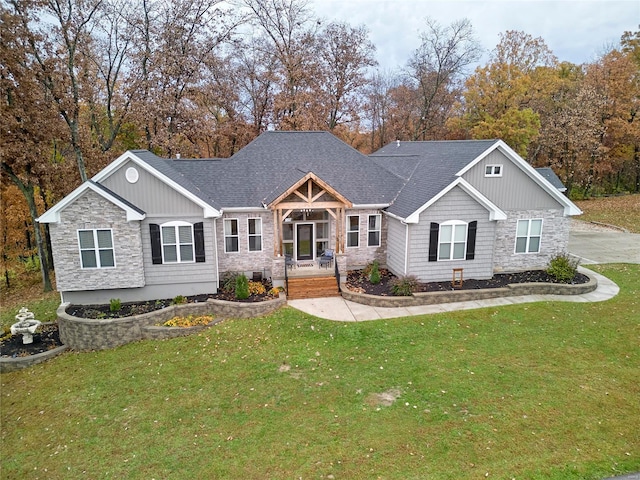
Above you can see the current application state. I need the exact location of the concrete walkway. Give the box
[288,267,619,321]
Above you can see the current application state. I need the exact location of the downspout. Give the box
[213,217,220,290]
[404,222,409,275]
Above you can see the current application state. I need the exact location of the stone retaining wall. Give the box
[340,273,598,308]
[57,294,286,351]
[0,344,69,373]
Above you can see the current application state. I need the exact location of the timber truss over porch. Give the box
[268,173,353,257]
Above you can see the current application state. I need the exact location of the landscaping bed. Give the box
[346,268,590,296]
[0,323,63,358]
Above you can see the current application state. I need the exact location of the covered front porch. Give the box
[270,173,351,268]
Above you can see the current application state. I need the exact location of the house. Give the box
[38,131,581,304]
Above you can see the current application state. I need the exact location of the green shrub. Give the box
[390,275,419,296]
[547,253,579,283]
[221,271,242,293]
[109,298,122,312]
[235,274,250,300]
[369,260,381,285]
[171,295,187,305]
[24,255,41,273]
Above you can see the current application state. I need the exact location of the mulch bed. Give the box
[1,323,63,358]
[346,268,590,296]
[65,279,278,320]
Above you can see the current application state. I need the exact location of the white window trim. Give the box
[485,164,503,177]
[346,215,360,248]
[438,220,468,261]
[224,218,240,253]
[77,228,116,269]
[247,217,263,252]
[515,218,543,254]
[367,214,381,247]
[160,221,195,263]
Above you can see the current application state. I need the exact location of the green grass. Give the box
[2,264,639,479]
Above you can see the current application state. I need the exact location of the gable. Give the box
[93,151,220,218]
[461,149,564,210]
[457,141,581,216]
[38,181,145,224]
[100,159,204,216]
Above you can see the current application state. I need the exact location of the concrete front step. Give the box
[287,276,340,300]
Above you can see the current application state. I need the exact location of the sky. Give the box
[309,0,639,72]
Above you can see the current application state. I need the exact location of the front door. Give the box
[296,223,314,260]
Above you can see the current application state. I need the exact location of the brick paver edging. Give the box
[0,323,70,373]
[340,273,598,308]
[57,294,286,351]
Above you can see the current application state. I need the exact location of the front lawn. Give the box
[1,264,639,479]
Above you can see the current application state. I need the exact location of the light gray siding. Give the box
[493,209,570,272]
[141,216,217,289]
[385,216,407,276]
[407,186,496,282]
[101,159,202,216]
[51,190,145,292]
[462,150,563,210]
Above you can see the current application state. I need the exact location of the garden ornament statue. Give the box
[10,307,41,345]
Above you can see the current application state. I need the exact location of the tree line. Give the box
[1,0,639,291]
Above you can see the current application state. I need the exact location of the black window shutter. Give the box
[466,221,478,260]
[194,222,205,263]
[150,224,162,264]
[428,222,439,262]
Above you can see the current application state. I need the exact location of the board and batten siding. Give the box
[385,216,407,276]
[408,186,496,282]
[141,216,217,288]
[462,150,563,211]
[101,159,202,216]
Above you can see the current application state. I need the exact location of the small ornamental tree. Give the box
[235,274,250,300]
[369,260,381,284]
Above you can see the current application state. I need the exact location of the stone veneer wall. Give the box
[344,208,388,269]
[493,209,570,273]
[217,211,274,277]
[51,190,145,291]
[57,295,285,351]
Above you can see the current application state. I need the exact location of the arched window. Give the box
[149,221,205,264]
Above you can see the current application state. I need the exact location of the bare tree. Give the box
[406,18,482,140]
[317,22,376,130]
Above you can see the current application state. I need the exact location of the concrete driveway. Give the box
[569,221,640,264]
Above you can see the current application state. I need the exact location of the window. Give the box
[347,215,359,247]
[78,229,115,268]
[368,214,381,247]
[429,221,477,262]
[160,222,194,262]
[248,218,262,252]
[315,221,329,257]
[485,164,502,177]
[515,219,542,253]
[438,221,468,260]
[224,219,239,253]
[150,222,205,264]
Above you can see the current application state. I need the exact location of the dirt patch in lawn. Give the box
[366,388,402,407]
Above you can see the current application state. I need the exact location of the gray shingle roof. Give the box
[138,132,403,210]
[370,140,498,218]
[122,135,503,220]
[535,167,567,192]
